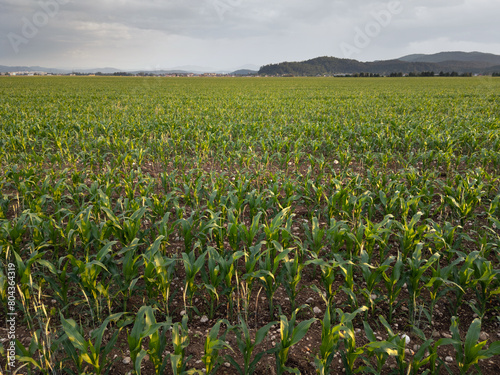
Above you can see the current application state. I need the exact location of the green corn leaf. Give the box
[255,322,278,346]
[464,318,482,357]
[60,313,88,354]
[134,349,148,375]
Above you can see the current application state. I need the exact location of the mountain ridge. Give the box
[259,51,500,76]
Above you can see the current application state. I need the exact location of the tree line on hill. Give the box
[258,56,500,77]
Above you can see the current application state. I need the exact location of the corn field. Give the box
[0,76,499,374]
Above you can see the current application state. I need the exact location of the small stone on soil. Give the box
[479,332,489,341]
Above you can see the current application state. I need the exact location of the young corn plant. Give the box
[102,205,148,246]
[411,327,457,375]
[444,177,484,226]
[275,306,316,375]
[241,242,266,320]
[451,251,479,316]
[2,212,29,253]
[470,256,500,318]
[202,248,224,319]
[176,210,200,253]
[362,321,392,374]
[315,305,367,375]
[113,238,143,311]
[375,315,411,375]
[156,211,176,247]
[339,260,358,310]
[202,319,232,374]
[217,249,245,319]
[252,241,291,317]
[127,306,171,375]
[325,218,349,255]
[148,323,171,375]
[281,248,305,311]
[425,220,462,262]
[226,208,242,252]
[59,312,126,375]
[395,211,427,260]
[378,189,403,217]
[303,216,326,257]
[406,244,441,327]
[381,251,404,324]
[359,250,394,317]
[450,317,500,375]
[240,211,263,249]
[36,256,71,309]
[143,237,177,314]
[67,241,115,323]
[339,308,369,375]
[170,315,194,375]
[225,318,277,375]
[263,207,291,259]
[182,249,207,317]
[424,257,464,321]
[306,255,351,310]
[361,215,394,261]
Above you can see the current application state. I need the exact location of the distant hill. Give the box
[0,65,122,74]
[231,69,257,76]
[259,52,500,76]
[0,65,68,74]
[399,51,500,65]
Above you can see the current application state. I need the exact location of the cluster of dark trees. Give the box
[408,71,435,77]
[438,71,472,77]
[351,73,381,77]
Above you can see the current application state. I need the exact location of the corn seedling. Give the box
[450,317,500,374]
[170,315,193,375]
[405,244,440,326]
[127,306,170,375]
[181,249,206,317]
[275,306,316,375]
[226,317,277,375]
[315,305,367,375]
[60,312,126,375]
[202,319,232,374]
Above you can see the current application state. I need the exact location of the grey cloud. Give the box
[1,0,499,69]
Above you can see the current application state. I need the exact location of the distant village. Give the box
[0,70,491,78]
[0,71,255,77]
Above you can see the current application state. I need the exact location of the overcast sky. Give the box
[1,0,500,71]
